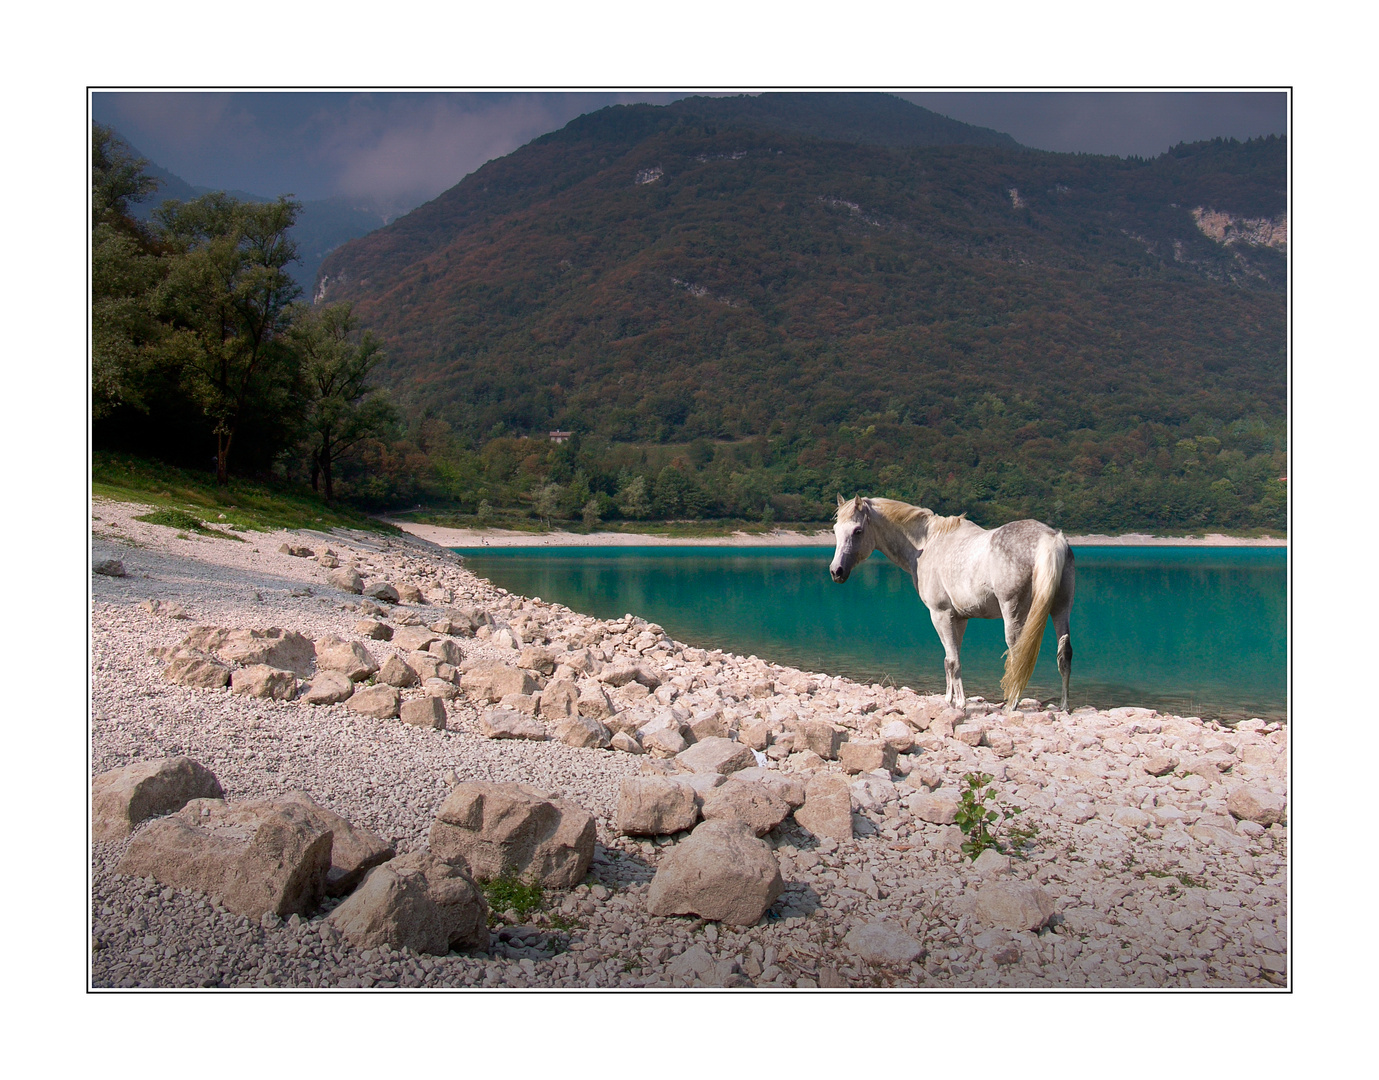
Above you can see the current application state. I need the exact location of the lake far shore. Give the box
[389,521,1288,549]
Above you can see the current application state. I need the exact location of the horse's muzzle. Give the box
[830,564,849,583]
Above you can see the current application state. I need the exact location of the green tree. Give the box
[155,193,302,485]
[289,302,395,502]
[532,483,562,527]
[582,498,602,528]
[91,125,167,419]
[616,474,651,519]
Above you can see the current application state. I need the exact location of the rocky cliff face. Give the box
[1192,207,1288,252]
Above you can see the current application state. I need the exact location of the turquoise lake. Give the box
[453,545,1288,722]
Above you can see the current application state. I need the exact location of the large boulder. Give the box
[429,782,596,888]
[92,757,223,842]
[328,568,364,594]
[230,664,298,701]
[730,767,806,809]
[400,696,448,730]
[164,654,231,689]
[115,797,333,918]
[844,921,925,966]
[598,663,661,689]
[314,636,379,681]
[795,721,845,760]
[378,655,419,688]
[355,619,393,641]
[364,582,401,603]
[793,772,854,840]
[392,626,439,653]
[701,778,792,837]
[276,790,395,897]
[348,684,401,719]
[676,736,756,775]
[910,790,961,825]
[327,851,487,956]
[429,639,463,666]
[539,679,580,721]
[301,671,354,705]
[461,664,537,703]
[93,558,127,577]
[646,818,784,926]
[1227,785,1288,826]
[216,628,315,677]
[395,583,425,605]
[553,714,611,749]
[618,776,700,836]
[973,882,1057,931]
[576,681,616,720]
[839,740,897,775]
[479,709,547,740]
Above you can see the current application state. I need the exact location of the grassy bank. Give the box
[92,453,399,536]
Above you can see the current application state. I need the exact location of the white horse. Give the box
[829,495,1075,710]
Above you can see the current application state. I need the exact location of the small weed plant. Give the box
[481,873,544,925]
[953,771,1036,861]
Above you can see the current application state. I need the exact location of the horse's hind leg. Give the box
[929,608,968,708]
[1053,578,1074,712]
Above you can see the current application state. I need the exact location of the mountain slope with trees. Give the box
[313,93,1286,533]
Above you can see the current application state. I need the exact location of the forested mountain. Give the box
[116,132,387,292]
[314,93,1286,533]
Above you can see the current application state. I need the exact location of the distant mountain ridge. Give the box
[114,130,388,293]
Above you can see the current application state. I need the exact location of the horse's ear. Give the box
[836,493,846,508]
[852,495,864,511]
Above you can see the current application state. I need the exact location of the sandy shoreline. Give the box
[389,521,1287,549]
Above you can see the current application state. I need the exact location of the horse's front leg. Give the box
[928,608,968,709]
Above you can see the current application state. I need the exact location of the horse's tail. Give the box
[1002,530,1069,708]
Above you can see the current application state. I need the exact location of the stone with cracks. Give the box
[973,882,1057,931]
[347,684,400,719]
[429,782,596,888]
[379,655,419,688]
[391,626,439,652]
[676,736,756,775]
[328,568,364,594]
[94,558,127,577]
[794,773,854,840]
[517,647,558,674]
[326,850,487,955]
[879,720,915,753]
[646,818,784,926]
[301,671,354,705]
[1143,752,1180,777]
[839,740,897,775]
[116,798,334,919]
[554,714,611,749]
[598,663,661,689]
[424,678,460,700]
[479,709,547,740]
[731,767,806,809]
[314,636,379,681]
[92,757,224,842]
[644,727,688,757]
[164,654,231,689]
[538,679,579,720]
[1227,785,1287,826]
[396,583,425,604]
[461,664,537,702]
[429,639,464,666]
[796,720,845,760]
[231,665,298,700]
[577,681,617,720]
[910,790,961,825]
[215,628,315,676]
[365,583,401,603]
[275,790,395,897]
[844,921,926,966]
[355,620,392,641]
[400,696,447,730]
[611,731,643,754]
[618,776,701,835]
[701,778,792,836]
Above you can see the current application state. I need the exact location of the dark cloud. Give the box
[92,90,1287,215]
[895,91,1287,158]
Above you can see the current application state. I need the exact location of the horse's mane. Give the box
[845,496,968,537]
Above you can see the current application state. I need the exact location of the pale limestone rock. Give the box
[794,773,853,841]
[479,709,547,741]
[313,635,379,681]
[646,819,783,926]
[839,740,897,775]
[618,776,700,836]
[429,782,595,888]
[400,696,447,730]
[676,736,755,775]
[92,757,223,842]
[701,778,791,837]
[973,882,1056,931]
[231,664,298,700]
[164,654,231,689]
[347,684,401,719]
[326,850,487,956]
[301,671,354,705]
[1227,785,1287,826]
[844,921,925,966]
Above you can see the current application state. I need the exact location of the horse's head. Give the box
[830,494,875,583]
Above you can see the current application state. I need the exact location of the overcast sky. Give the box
[92,90,1286,210]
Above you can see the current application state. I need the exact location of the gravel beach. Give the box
[89,498,1288,990]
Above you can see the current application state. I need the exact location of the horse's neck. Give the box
[870,515,924,577]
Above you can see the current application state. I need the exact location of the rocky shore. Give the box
[90,499,1288,989]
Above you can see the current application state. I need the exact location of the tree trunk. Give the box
[310,453,320,492]
[216,430,232,487]
[322,443,334,503]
